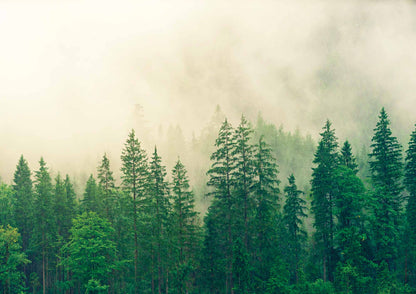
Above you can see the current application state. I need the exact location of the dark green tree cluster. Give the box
[3,107,416,293]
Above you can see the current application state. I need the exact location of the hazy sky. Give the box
[1,0,416,183]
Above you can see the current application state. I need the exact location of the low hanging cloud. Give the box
[0,0,415,183]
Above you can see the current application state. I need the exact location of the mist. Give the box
[1,0,416,186]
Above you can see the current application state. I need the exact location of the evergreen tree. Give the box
[32,157,55,294]
[252,136,281,291]
[311,120,339,282]
[97,153,116,220]
[405,124,416,286]
[53,174,67,239]
[171,159,200,293]
[340,141,358,174]
[232,115,255,251]
[0,184,13,228]
[283,174,307,285]
[12,155,33,252]
[81,174,101,214]
[120,129,149,291]
[369,108,403,268]
[333,165,370,293]
[148,147,171,294]
[205,119,236,293]
[63,175,77,236]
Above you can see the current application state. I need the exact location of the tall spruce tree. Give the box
[340,141,358,174]
[405,124,416,286]
[311,120,339,282]
[232,115,255,251]
[252,136,281,291]
[33,158,55,294]
[12,155,33,253]
[81,174,101,214]
[333,165,369,292]
[171,159,200,294]
[369,108,403,268]
[120,129,149,291]
[283,174,307,285]
[148,147,171,294]
[205,119,236,293]
[98,153,116,220]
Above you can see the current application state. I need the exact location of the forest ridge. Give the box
[1,107,416,294]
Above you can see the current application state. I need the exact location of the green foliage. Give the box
[369,108,403,267]
[60,212,117,292]
[97,153,116,220]
[283,174,307,285]
[12,155,33,251]
[120,129,149,291]
[253,136,281,291]
[0,225,30,294]
[0,183,14,228]
[147,147,171,294]
[171,159,201,293]
[311,120,339,282]
[405,124,416,287]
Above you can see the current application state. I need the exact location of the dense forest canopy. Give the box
[1,108,416,293]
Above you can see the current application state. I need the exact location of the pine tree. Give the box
[369,108,403,268]
[97,153,116,220]
[63,175,77,236]
[333,164,369,292]
[405,124,416,286]
[81,174,101,214]
[120,129,149,291]
[53,174,67,239]
[340,141,358,174]
[205,119,236,293]
[171,159,200,293]
[252,136,281,291]
[311,120,339,282]
[283,174,307,285]
[148,147,171,294]
[32,157,55,294]
[12,155,33,252]
[232,115,255,251]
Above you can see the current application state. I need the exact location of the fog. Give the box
[1,0,416,186]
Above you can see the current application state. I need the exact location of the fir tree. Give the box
[405,124,416,286]
[369,108,403,268]
[97,153,116,220]
[252,136,281,291]
[232,115,255,250]
[283,174,307,284]
[12,155,33,252]
[32,158,55,294]
[311,120,339,282]
[205,119,236,293]
[148,147,171,294]
[340,141,358,174]
[171,159,200,293]
[81,174,101,214]
[120,129,149,291]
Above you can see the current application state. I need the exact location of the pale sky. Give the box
[1,0,416,183]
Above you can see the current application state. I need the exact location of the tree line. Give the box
[1,107,416,293]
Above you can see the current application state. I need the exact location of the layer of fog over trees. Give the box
[1,0,416,188]
[2,1,416,293]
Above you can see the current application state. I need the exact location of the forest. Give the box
[1,106,416,294]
